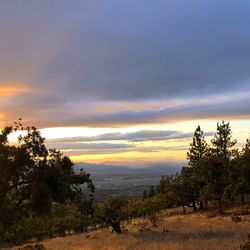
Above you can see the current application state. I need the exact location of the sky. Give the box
[1,1,250,166]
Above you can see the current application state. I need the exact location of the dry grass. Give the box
[7,211,250,250]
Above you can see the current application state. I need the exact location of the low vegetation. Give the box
[10,208,250,250]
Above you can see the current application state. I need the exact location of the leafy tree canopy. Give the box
[0,121,94,239]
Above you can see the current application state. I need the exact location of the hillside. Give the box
[12,209,250,250]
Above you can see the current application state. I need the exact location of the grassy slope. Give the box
[10,209,250,250]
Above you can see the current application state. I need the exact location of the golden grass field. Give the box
[8,208,250,250]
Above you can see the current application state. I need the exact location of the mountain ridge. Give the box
[74,162,182,175]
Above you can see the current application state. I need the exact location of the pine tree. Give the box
[186,126,208,209]
[148,186,156,197]
[157,176,165,194]
[206,121,236,211]
[228,137,250,204]
[211,121,237,160]
[187,125,208,167]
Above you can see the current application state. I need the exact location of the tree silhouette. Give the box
[187,125,208,167]
[0,122,94,241]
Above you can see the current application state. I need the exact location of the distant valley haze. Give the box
[74,162,182,202]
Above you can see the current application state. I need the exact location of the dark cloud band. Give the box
[0,1,250,128]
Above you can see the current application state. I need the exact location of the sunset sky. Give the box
[1,1,250,166]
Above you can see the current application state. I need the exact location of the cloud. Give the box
[2,89,250,128]
[85,92,250,126]
[46,130,204,143]
[19,90,248,128]
[59,145,188,156]
[0,1,250,127]
[46,142,133,150]
[34,0,250,101]
[45,129,210,156]
[0,86,31,97]
[45,129,194,156]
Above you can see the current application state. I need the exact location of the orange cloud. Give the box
[0,86,30,96]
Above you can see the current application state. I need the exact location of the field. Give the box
[9,209,250,250]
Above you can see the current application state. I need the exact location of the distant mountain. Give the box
[74,162,182,176]
[74,162,137,175]
[141,164,182,175]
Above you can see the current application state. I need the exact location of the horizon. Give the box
[1,1,250,166]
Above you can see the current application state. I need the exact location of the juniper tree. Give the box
[97,196,128,234]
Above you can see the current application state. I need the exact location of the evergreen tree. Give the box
[148,186,156,197]
[156,176,165,194]
[142,190,148,200]
[211,121,237,160]
[228,137,250,204]
[187,126,208,209]
[205,121,236,211]
[187,125,208,167]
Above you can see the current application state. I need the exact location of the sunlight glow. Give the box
[0,86,30,96]
[36,119,250,164]
[3,117,250,165]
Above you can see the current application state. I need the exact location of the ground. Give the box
[7,209,250,250]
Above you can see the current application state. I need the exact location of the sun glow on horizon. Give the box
[37,120,250,165]
[0,86,30,97]
[3,119,250,166]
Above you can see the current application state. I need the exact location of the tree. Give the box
[239,138,250,200]
[186,126,208,209]
[0,122,95,242]
[140,195,164,226]
[179,167,199,211]
[142,190,148,200]
[211,121,237,160]
[148,186,156,197]
[157,176,165,194]
[97,196,128,234]
[208,121,237,210]
[200,154,227,211]
[154,174,179,209]
[151,121,249,215]
[187,125,208,167]
[227,138,250,204]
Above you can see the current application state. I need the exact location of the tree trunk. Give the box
[111,221,122,234]
[182,204,186,214]
[241,194,245,205]
[199,201,204,210]
[192,201,197,211]
[204,199,208,209]
[218,199,223,213]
